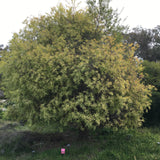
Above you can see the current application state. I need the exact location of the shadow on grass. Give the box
[0,121,79,156]
[1,121,160,160]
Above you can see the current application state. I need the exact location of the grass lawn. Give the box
[0,120,160,160]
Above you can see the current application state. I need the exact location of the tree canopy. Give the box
[126,26,160,61]
[0,1,152,132]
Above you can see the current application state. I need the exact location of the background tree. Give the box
[150,26,160,61]
[0,44,7,99]
[0,2,152,132]
[87,0,126,42]
[0,44,4,51]
[126,26,160,61]
[0,44,4,57]
[126,26,160,126]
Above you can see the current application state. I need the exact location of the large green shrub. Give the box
[0,2,152,131]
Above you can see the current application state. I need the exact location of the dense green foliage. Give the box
[143,60,160,126]
[125,26,160,126]
[0,1,152,131]
[143,61,160,90]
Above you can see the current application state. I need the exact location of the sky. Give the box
[0,0,160,46]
